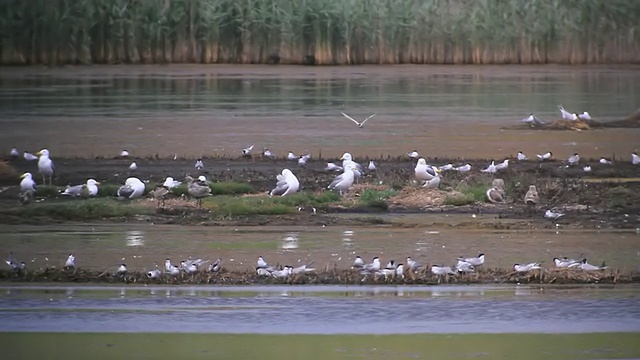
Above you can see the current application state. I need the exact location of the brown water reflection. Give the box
[1,65,638,159]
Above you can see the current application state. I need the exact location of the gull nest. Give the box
[388,188,452,208]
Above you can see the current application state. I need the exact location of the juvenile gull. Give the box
[36,149,54,185]
[269,169,300,197]
[186,175,212,207]
[195,158,204,170]
[524,185,539,205]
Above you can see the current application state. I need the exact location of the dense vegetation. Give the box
[1,0,638,65]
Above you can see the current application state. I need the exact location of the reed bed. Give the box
[1,0,638,65]
[1,267,637,285]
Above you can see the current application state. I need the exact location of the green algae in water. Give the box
[2,333,640,360]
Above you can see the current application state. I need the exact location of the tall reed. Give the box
[1,0,638,65]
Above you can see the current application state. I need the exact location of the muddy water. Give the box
[1,284,640,334]
[1,221,639,272]
[1,65,638,159]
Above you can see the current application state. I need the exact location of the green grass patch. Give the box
[34,185,61,198]
[2,332,640,360]
[357,189,397,210]
[443,193,475,206]
[97,183,121,197]
[170,182,255,197]
[0,198,151,220]
[202,191,342,217]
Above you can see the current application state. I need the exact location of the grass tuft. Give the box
[35,185,61,198]
[0,198,151,220]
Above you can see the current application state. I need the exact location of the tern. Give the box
[407,150,420,159]
[632,152,640,165]
[395,264,405,278]
[195,158,204,170]
[481,161,497,174]
[162,177,181,189]
[10,148,19,158]
[457,254,485,267]
[583,165,591,172]
[324,162,343,172]
[439,163,454,171]
[297,155,308,168]
[117,264,127,275]
[168,265,180,276]
[580,258,606,271]
[431,265,456,276]
[513,262,542,272]
[385,260,396,270]
[129,162,137,171]
[341,111,376,128]
[36,149,55,185]
[558,105,578,121]
[256,256,273,270]
[375,268,396,279]
[368,161,376,171]
[164,259,173,272]
[287,152,297,161]
[577,111,591,121]
[147,269,162,279]
[517,151,527,161]
[363,257,381,272]
[262,149,275,159]
[521,113,546,126]
[599,158,612,165]
[553,257,581,268]
[242,145,254,156]
[455,164,471,172]
[208,258,222,272]
[567,153,580,166]
[544,209,565,220]
[454,261,475,273]
[292,262,315,275]
[537,152,552,161]
[61,179,100,198]
[23,152,38,161]
[271,266,292,278]
[494,159,509,171]
[120,150,130,158]
[256,268,272,276]
[353,256,365,269]
[406,257,421,271]
[64,254,75,269]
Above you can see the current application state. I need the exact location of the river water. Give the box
[1,65,639,159]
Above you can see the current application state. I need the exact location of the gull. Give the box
[262,149,275,159]
[352,256,365,269]
[147,269,162,279]
[340,153,363,178]
[19,172,37,192]
[36,149,54,185]
[195,158,204,170]
[23,151,38,161]
[422,170,441,189]
[287,152,297,161]
[168,265,180,276]
[544,209,565,220]
[10,148,19,158]
[120,150,129,158]
[65,254,75,269]
[327,165,356,195]
[580,258,606,271]
[117,264,127,275]
[292,262,316,275]
[558,105,578,121]
[632,152,640,165]
[242,144,254,156]
[513,262,542,272]
[149,185,169,207]
[457,254,485,267]
[129,162,137,171]
[517,151,528,161]
[407,150,420,159]
[117,177,145,199]
[363,257,381,272]
[431,265,456,276]
[455,164,471,172]
[162,177,181,189]
[583,165,591,172]
[406,257,421,271]
[341,111,376,128]
[324,162,343,172]
[567,153,580,166]
[186,175,211,207]
[271,266,292,278]
[553,257,581,268]
[269,169,300,197]
[486,186,505,203]
[368,161,376,171]
[208,258,222,272]
[521,113,546,126]
[599,158,612,165]
[577,112,591,121]
[481,161,497,174]
[62,179,100,197]
[19,190,34,205]
[415,158,438,182]
[494,159,509,171]
[537,152,553,161]
[524,185,539,205]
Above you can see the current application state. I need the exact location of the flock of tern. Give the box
[4,251,609,280]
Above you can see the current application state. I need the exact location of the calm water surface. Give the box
[1,284,639,334]
[1,65,638,158]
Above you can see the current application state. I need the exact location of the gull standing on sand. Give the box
[129,162,137,171]
[62,179,100,197]
[37,149,54,185]
[567,153,580,166]
[23,151,38,161]
[195,158,204,170]
[186,175,211,207]
[632,152,640,165]
[524,185,539,205]
[270,169,300,197]
[328,165,356,195]
[117,177,145,199]
[341,112,376,128]
[513,262,542,273]
[407,150,420,159]
[162,177,181,189]
[537,152,552,161]
[517,151,528,161]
